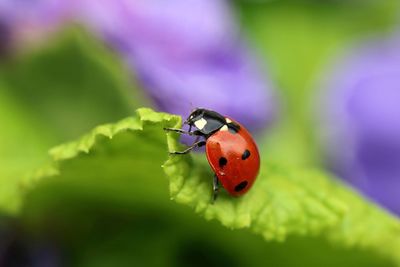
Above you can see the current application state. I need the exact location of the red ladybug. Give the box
[165,108,260,202]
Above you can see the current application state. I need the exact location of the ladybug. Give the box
[165,108,260,202]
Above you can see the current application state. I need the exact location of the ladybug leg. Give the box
[163,127,202,136]
[193,135,200,143]
[212,174,219,203]
[169,140,206,155]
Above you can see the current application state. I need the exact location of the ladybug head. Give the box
[185,108,226,134]
[185,108,206,126]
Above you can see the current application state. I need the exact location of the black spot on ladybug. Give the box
[241,149,251,160]
[219,157,228,167]
[227,122,240,134]
[234,181,248,192]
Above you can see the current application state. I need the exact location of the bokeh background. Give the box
[1,0,400,266]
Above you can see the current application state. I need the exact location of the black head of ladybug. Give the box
[185,108,227,136]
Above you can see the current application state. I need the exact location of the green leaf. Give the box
[21,108,182,206]
[18,108,400,266]
[165,138,400,265]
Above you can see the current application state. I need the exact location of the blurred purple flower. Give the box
[78,0,277,131]
[0,0,276,131]
[0,218,61,267]
[319,35,400,215]
[0,0,71,24]
[0,0,75,50]
[0,17,11,56]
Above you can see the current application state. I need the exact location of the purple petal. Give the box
[318,34,400,215]
[0,220,61,267]
[0,0,73,25]
[79,0,277,131]
[0,0,76,48]
[0,17,12,56]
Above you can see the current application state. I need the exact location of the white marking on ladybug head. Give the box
[194,118,207,130]
[225,118,232,123]
[220,125,229,131]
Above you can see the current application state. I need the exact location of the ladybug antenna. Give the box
[183,103,190,125]
[189,101,196,112]
[184,102,196,125]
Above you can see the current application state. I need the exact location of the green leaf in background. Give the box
[15,108,400,267]
[0,87,51,216]
[0,28,149,214]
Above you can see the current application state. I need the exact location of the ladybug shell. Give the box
[205,120,260,196]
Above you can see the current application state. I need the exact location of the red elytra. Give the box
[205,120,260,197]
[165,108,260,202]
